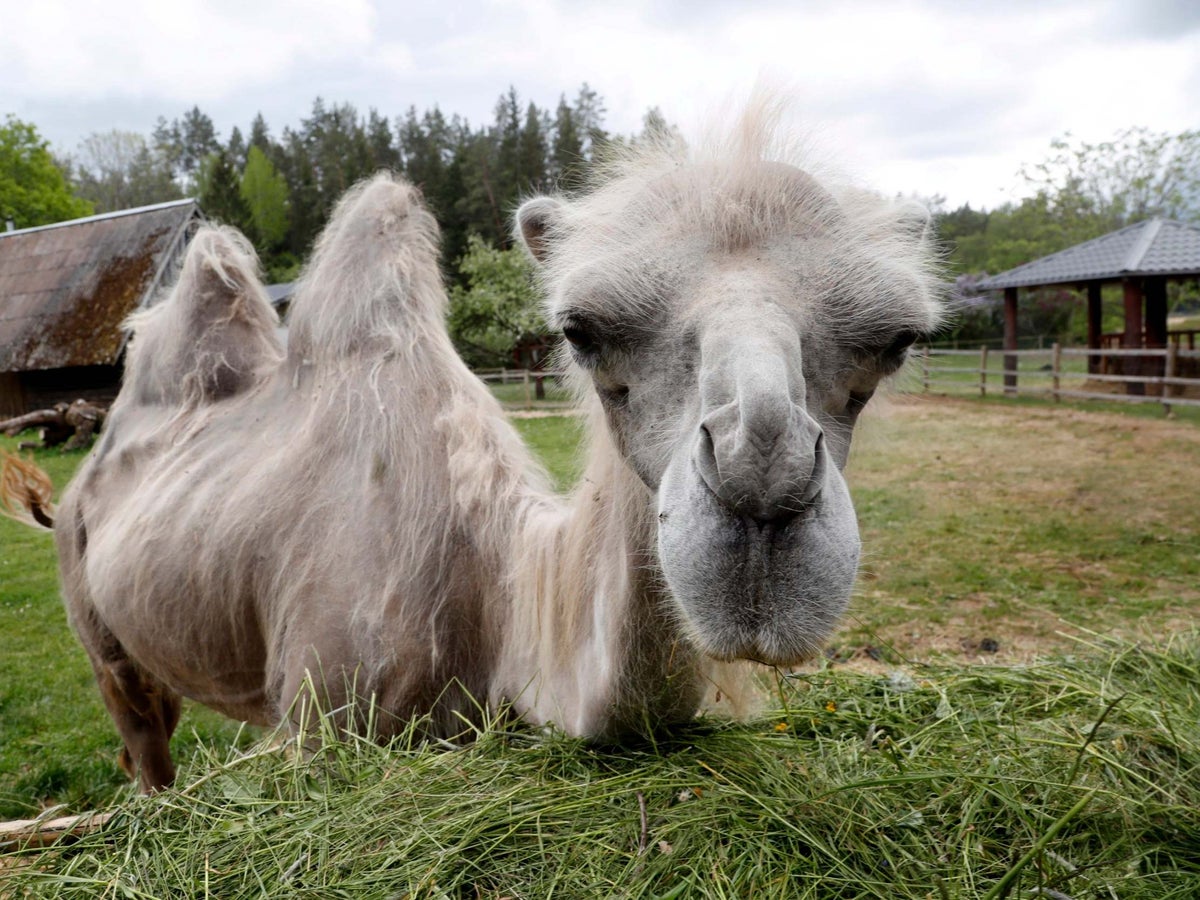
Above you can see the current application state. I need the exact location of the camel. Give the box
[1,99,942,792]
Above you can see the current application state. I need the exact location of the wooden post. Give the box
[1163,343,1178,416]
[979,345,989,397]
[1003,287,1018,394]
[1085,282,1102,375]
[1051,342,1062,402]
[1145,277,1168,348]
[922,346,930,393]
[1145,277,1168,395]
[1123,278,1145,396]
[522,369,532,409]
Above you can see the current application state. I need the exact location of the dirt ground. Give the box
[822,393,1200,670]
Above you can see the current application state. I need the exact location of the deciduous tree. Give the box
[0,116,92,227]
[70,130,181,213]
[239,146,288,250]
[447,234,544,368]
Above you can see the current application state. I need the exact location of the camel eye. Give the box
[885,329,920,359]
[562,320,600,359]
[873,329,922,374]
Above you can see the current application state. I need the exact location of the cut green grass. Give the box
[4,636,1200,898]
[1,395,1197,895]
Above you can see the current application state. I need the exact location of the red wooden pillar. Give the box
[1144,277,1168,347]
[1145,276,1168,394]
[1086,281,1103,375]
[1122,278,1145,395]
[1003,287,1018,393]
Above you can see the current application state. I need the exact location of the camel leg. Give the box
[94,656,182,792]
[58,509,181,793]
[71,604,181,792]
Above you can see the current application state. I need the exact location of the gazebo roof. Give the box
[977,218,1200,291]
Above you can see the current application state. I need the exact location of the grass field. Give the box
[2,394,1198,896]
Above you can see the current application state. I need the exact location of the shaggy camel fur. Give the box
[2,100,942,791]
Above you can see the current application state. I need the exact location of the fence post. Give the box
[979,346,989,398]
[1163,343,1178,416]
[501,367,508,384]
[1051,342,1062,402]
[922,347,930,393]
[522,369,532,410]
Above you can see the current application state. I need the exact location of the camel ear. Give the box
[515,197,565,264]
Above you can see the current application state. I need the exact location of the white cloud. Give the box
[2,0,1197,209]
[0,0,376,101]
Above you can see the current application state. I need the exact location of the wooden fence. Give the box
[909,344,1200,415]
[474,368,573,411]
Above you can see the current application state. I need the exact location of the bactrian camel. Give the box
[1,99,942,791]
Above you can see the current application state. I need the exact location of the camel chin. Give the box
[655,438,859,668]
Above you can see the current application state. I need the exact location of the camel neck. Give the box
[494,405,704,737]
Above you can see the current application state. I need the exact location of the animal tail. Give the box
[0,452,56,530]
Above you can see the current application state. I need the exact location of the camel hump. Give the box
[122,226,283,408]
[285,173,446,361]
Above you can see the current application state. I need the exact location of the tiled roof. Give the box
[976,218,1200,290]
[0,200,200,372]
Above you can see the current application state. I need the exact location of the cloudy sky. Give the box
[2,0,1198,210]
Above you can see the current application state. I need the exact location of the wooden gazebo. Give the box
[977,219,1200,391]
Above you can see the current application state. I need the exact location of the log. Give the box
[0,400,106,449]
[0,406,66,438]
[0,809,113,850]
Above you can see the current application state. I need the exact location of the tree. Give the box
[0,115,92,228]
[70,130,181,213]
[297,98,373,215]
[153,106,221,188]
[196,150,250,232]
[239,146,289,250]
[573,83,609,159]
[517,102,550,195]
[447,234,544,368]
[1021,127,1200,227]
[227,126,247,170]
[365,109,400,171]
[551,95,584,190]
[248,113,273,157]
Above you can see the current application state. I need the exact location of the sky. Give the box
[2,0,1198,211]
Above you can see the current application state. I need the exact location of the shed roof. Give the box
[976,218,1200,291]
[0,199,200,372]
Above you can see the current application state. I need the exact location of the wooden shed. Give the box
[0,200,202,416]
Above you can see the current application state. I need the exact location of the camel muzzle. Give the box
[694,398,826,526]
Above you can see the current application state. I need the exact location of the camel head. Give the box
[518,148,942,668]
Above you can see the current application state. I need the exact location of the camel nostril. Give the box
[694,416,827,524]
[798,433,827,505]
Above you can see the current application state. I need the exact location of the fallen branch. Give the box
[0,809,113,850]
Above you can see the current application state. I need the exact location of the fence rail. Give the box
[474,368,574,411]
[910,344,1200,414]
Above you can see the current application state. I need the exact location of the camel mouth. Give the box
[699,635,824,669]
[683,582,842,669]
[656,450,860,671]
